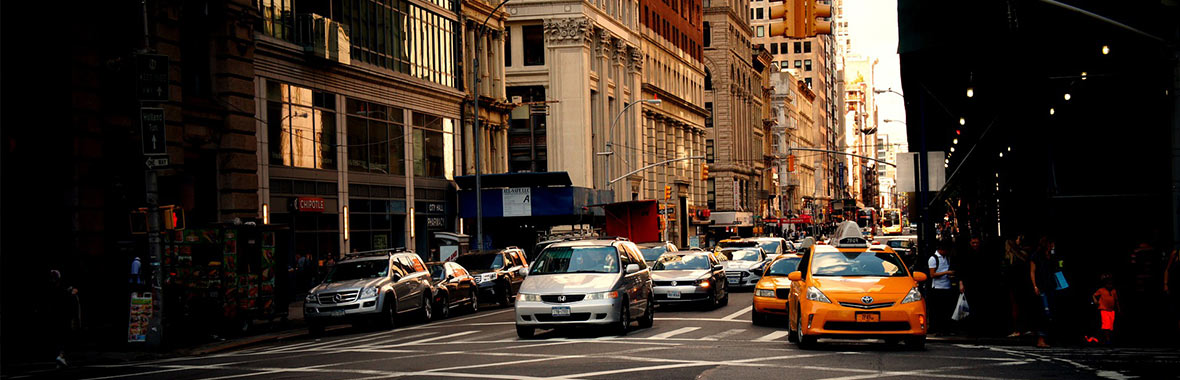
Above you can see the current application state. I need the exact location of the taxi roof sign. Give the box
[833,221,869,248]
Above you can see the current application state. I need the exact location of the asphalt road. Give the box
[37,290,1178,380]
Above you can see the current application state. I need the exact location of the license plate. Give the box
[728,278,739,284]
[328,310,346,317]
[668,290,681,299]
[551,306,571,317]
[855,312,879,322]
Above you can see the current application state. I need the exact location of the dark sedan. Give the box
[426,261,479,319]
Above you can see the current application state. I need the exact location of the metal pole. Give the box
[145,169,164,347]
[601,99,661,192]
[609,155,705,185]
[1172,48,1180,252]
[471,0,511,251]
[917,88,933,254]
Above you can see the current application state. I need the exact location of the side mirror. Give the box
[446,274,455,281]
[912,272,928,282]
[787,271,803,282]
[518,267,528,277]
[713,264,724,271]
[625,264,640,274]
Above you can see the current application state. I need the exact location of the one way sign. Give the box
[141,108,167,156]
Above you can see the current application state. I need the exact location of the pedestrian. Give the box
[1030,237,1061,348]
[1120,241,1163,343]
[1003,236,1032,338]
[46,269,80,367]
[296,253,310,292]
[956,237,985,335]
[927,241,956,335]
[1092,273,1120,345]
[129,256,144,286]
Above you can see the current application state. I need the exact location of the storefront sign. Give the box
[426,216,446,228]
[127,292,152,343]
[293,197,326,212]
[503,187,532,217]
[427,202,446,213]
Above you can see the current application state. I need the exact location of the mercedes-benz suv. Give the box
[303,250,434,335]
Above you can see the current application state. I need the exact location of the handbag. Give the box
[1054,271,1069,290]
[951,293,970,321]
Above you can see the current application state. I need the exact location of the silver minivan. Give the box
[514,239,654,338]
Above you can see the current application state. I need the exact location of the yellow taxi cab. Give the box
[751,254,803,325]
[786,221,928,349]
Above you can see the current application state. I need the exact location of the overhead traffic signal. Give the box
[768,0,832,39]
[787,154,796,172]
[664,185,672,200]
[701,163,709,181]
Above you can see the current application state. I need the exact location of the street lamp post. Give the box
[599,99,662,194]
[471,0,511,250]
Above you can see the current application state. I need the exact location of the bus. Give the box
[856,208,878,235]
[881,208,903,235]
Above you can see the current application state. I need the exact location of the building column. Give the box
[544,17,595,188]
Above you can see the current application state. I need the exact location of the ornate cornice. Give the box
[544,17,591,45]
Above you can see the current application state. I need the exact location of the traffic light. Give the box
[787,154,796,172]
[162,205,185,230]
[664,185,672,200]
[701,163,709,181]
[768,0,832,38]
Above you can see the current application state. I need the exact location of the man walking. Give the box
[928,242,956,335]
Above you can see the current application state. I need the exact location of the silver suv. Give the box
[514,239,654,339]
[304,250,434,335]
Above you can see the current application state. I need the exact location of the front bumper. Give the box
[753,292,789,315]
[304,296,384,321]
[725,270,761,287]
[653,284,712,303]
[799,298,926,338]
[515,298,623,327]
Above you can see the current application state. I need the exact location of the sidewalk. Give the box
[1,302,313,379]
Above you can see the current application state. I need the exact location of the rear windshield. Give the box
[721,249,762,262]
[428,264,446,280]
[455,254,503,270]
[639,246,668,261]
[758,241,781,254]
[765,258,801,276]
[653,254,711,271]
[324,260,388,282]
[810,251,908,277]
[530,246,620,274]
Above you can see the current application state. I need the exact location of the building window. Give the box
[348,184,408,252]
[346,98,406,175]
[504,26,512,67]
[756,7,764,19]
[804,59,812,71]
[336,0,459,88]
[804,41,812,53]
[703,22,711,47]
[805,77,812,87]
[781,60,790,69]
[411,112,456,178]
[755,26,764,37]
[267,81,336,170]
[770,43,778,54]
[794,41,802,53]
[522,24,545,66]
[705,102,713,128]
[794,60,802,68]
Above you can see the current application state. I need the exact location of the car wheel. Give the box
[437,295,450,320]
[516,324,535,339]
[469,291,480,314]
[498,283,512,307]
[612,299,630,336]
[787,309,799,343]
[381,295,398,329]
[638,296,654,329]
[308,321,325,337]
[707,288,720,309]
[904,336,926,350]
[420,295,433,322]
[719,288,729,307]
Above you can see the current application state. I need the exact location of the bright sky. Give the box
[844,0,907,152]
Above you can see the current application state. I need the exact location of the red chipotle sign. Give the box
[293,197,326,212]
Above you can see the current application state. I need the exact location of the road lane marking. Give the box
[755,330,791,341]
[77,367,193,380]
[648,327,701,339]
[370,330,480,348]
[698,328,746,341]
[721,306,752,320]
[654,317,751,323]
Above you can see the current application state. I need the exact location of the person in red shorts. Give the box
[1092,273,1120,345]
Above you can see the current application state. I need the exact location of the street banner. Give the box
[503,187,532,217]
[127,292,153,342]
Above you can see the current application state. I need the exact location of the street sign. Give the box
[141,108,167,156]
[136,54,169,102]
[657,207,676,215]
[145,157,170,168]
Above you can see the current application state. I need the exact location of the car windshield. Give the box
[324,260,388,282]
[765,258,801,276]
[758,240,781,254]
[530,246,620,274]
[639,246,668,261]
[721,249,761,261]
[455,254,503,270]
[810,251,908,277]
[653,254,711,270]
[428,264,446,280]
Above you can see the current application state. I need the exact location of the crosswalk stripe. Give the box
[375,330,479,348]
[755,331,791,342]
[699,328,747,341]
[721,306,752,320]
[648,327,701,339]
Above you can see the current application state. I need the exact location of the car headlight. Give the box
[517,293,542,302]
[806,286,832,303]
[583,291,620,300]
[755,288,776,297]
[361,287,379,298]
[900,286,923,304]
[305,293,318,303]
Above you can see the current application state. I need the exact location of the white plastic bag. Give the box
[951,293,970,321]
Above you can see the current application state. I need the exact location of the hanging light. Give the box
[950,147,956,153]
[1081,72,1088,80]
[966,87,974,98]
[999,152,1004,158]
[1102,45,1110,55]
[1007,146,1011,152]
[1050,108,1056,115]
[959,117,966,125]
[953,138,958,145]
[995,173,999,178]
[1064,93,1071,101]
